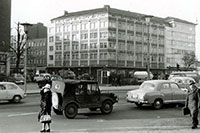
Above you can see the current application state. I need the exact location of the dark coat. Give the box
[185,84,200,116]
[38,88,52,123]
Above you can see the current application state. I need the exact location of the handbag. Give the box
[40,114,51,123]
[183,107,190,115]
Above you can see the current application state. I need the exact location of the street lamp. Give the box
[144,15,153,80]
[20,23,33,94]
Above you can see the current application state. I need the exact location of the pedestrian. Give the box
[38,83,52,132]
[185,80,200,129]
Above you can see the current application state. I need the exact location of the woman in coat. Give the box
[38,83,52,132]
[185,80,200,129]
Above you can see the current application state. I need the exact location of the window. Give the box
[0,85,6,90]
[49,36,54,42]
[87,84,99,95]
[170,83,180,90]
[7,84,18,90]
[90,32,97,39]
[49,55,53,60]
[49,46,53,51]
[161,83,170,90]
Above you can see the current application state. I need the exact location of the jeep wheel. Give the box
[12,95,21,103]
[53,107,63,115]
[153,99,163,109]
[64,103,78,119]
[100,100,113,114]
[89,107,98,111]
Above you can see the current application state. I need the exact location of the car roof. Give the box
[0,82,17,85]
[144,80,175,84]
[170,77,194,80]
[63,79,98,84]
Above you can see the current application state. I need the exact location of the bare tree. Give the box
[10,22,26,73]
[182,52,197,69]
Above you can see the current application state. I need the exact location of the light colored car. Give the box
[11,73,25,84]
[133,71,153,83]
[34,73,51,82]
[126,80,187,109]
[169,77,195,92]
[0,82,25,103]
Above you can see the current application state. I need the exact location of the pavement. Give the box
[20,83,200,133]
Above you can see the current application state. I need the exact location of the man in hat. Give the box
[185,80,200,129]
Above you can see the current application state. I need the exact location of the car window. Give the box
[75,84,85,95]
[140,83,155,91]
[0,85,6,90]
[170,83,180,90]
[87,84,99,95]
[6,84,18,90]
[161,83,170,90]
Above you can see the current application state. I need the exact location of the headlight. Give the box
[138,94,145,100]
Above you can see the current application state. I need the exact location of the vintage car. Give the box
[51,79,118,119]
[126,80,187,109]
[0,82,25,103]
[168,71,200,83]
[169,77,195,92]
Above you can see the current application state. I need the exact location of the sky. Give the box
[11,0,200,60]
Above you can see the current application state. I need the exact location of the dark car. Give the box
[51,79,118,119]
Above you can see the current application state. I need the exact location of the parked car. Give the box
[51,75,62,81]
[33,73,51,82]
[0,82,25,103]
[51,79,118,119]
[126,80,187,109]
[11,73,25,84]
[133,71,153,84]
[168,71,200,83]
[169,77,195,92]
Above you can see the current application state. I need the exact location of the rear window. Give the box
[140,83,155,91]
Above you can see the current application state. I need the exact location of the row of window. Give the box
[50,52,164,62]
[28,50,46,55]
[28,41,46,47]
[28,59,46,65]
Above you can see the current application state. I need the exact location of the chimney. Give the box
[104,5,110,11]
[64,10,68,15]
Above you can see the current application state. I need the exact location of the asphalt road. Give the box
[0,92,193,133]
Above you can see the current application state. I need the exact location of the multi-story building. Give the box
[165,17,196,70]
[10,23,47,77]
[0,0,11,75]
[47,5,167,82]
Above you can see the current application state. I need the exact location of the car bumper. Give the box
[126,98,149,104]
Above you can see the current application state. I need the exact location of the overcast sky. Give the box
[11,0,200,60]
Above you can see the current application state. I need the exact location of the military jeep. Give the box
[51,79,118,119]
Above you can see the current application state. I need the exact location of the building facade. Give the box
[0,0,11,75]
[10,23,47,76]
[47,5,167,81]
[165,17,196,71]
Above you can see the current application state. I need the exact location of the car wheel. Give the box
[135,103,143,108]
[12,95,21,103]
[64,103,78,119]
[53,107,63,115]
[100,100,113,114]
[89,107,98,111]
[153,99,163,109]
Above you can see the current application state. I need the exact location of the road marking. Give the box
[8,112,38,117]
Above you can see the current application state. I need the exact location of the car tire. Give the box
[89,107,98,111]
[12,95,21,103]
[64,103,78,119]
[153,99,163,109]
[135,103,143,108]
[100,100,113,114]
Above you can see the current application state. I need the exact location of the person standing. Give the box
[38,84,52,132]
[185,80,200,129]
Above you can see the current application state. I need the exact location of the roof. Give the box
[165,17,196,25]
[51,6,167,25]
[144,80,175,84]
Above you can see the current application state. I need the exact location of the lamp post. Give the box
[144,15,153,80]
[20,23,33,94]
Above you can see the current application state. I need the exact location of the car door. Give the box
[75,84,90,107]
[86,84,100,106]
[0,84,7,99]
[170,83,186,103]
[160,83,173,103]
